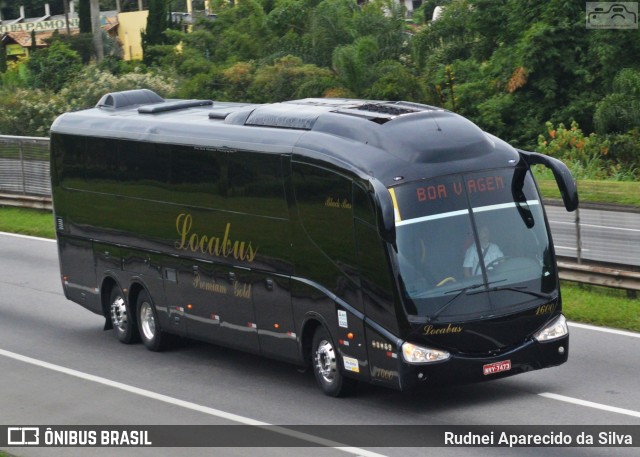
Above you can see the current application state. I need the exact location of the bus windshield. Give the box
[390,167,557,321]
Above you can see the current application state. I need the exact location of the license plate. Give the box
[483,360,511,375]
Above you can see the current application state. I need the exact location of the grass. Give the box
[0,206,637,333]
[561,282,640,333]
[0,206,55,238]
[533,171,640,208]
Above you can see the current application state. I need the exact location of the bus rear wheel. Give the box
[137,290,169,351]
[109,287,138,344]
[311,326,356,397]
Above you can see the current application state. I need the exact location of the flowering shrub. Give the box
[537,121,608,162]
[537,121,637,180]
[60,65,177,110]
[0,65,177,136]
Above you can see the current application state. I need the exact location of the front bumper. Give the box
[399,334,569,391]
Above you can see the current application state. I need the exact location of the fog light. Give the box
[558,346,565,354]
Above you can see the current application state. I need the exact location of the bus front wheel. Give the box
[311,327,356,397]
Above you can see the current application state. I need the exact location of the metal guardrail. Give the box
[558,261,640,293]
[0,193,52,210]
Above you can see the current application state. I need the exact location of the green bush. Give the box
[26,41,83,93]
[594,68,640,134]
[537,121,638,180]
[0,65,177,136]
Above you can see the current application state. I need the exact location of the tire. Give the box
[109,286,138,344]
[311,326,357,397]
[137,290,169,351]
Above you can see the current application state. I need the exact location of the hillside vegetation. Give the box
[1,0,639,181]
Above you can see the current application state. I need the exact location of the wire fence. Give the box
[0,135,51,196]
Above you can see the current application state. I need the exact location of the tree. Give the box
[308,0,357,67]
[248,55,336,102]
[142,0,169,64]
[79,0,92,33]
[30,30,38,55]
[26,40,83,92]
[0,41,7,74]
[366,61,426,101]
[594,69,640,134]
[90,0,104,61]
[332,36,379,96]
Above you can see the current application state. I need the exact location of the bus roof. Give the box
[51,89,520,186]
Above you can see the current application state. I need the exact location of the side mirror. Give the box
[518,150,579,212]
[369,179,396,245]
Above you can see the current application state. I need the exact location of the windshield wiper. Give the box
[468,285,554,300]
[426,282,487,324]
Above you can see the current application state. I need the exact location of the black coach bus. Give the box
[50,89,578,396]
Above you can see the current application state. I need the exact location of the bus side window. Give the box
[170,145,226,210]
[86,137,117,184]
[227,151,288,219]
[59,134,85,188]
[353,184,397,332]
[118,140,169,189]
[293,163,356,271]
[353,182,376,226]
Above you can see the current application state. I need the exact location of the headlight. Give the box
[534,314,568,342]
[402,342,450,364]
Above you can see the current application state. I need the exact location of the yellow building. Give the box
[0,8,148,62]
[117,10,148,61]
[0,1,215,63]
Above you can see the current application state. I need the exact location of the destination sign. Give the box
[391,170,520,222]
[416,175,505,203]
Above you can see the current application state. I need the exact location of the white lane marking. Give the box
[550,221,640,233]
[0,348,387,457]
[0,231,56,242]
[568,321,640,339]
[539,393,640,419]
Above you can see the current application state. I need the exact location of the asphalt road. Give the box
[546,205,640,266]
[0,233,639,457]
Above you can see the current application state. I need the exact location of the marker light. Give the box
[534,314,568,342]
[402,342,450,364]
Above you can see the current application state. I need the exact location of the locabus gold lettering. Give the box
[175,213,258,262]
[423,323,463,336]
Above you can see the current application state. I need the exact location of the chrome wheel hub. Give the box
[315,339,336,383]
[139,301,156,341]
[110,296,127,330]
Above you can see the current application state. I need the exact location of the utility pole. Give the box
[63,0,71,35]
[90,0,103,61]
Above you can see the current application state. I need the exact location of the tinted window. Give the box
[227,151,288,219]
[293,163,356,269]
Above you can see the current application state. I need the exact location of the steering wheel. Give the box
[436,276,456,287]
[485,256,508,270]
